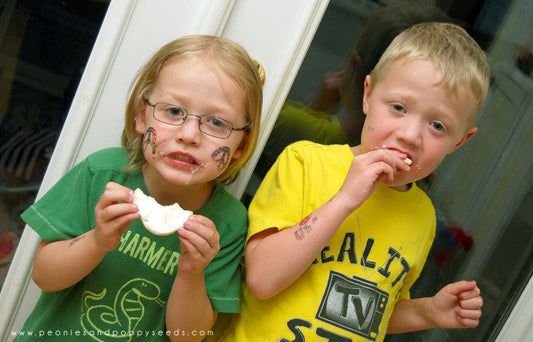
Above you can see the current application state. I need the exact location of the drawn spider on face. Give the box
[212,146,231,170]
[143,127,159,155]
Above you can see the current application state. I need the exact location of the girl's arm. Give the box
[165,215,219,342]
[387,280,483,333]
[245,148,410,299]
[32,182,139,292]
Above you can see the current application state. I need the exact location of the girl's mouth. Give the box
[164,152,199,168]
[169,154,196,164]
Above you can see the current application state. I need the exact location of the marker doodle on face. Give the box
[212,146,231,170]
[186,163,208,185]
[143,127,159,155]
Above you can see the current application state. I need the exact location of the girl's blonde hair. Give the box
[121,35,263,184]
[370,22,490,126]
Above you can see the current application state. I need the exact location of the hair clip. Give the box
[252,58,266,87]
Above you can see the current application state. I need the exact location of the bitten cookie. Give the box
[133,188,192,236]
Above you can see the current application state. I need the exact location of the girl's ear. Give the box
[135,100,147,134]
[362,75,372,115]
[232,133,250,160]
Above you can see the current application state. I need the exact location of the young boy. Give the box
[222,22,489,341]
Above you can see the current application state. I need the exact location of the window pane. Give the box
[0,0,108,288]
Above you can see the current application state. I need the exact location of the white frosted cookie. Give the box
[133,188,193,236]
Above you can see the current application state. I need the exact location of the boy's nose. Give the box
[397,120,423,147]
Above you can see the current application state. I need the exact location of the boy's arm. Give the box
[245,192,355,300]
[165,215,219,341]
[246,147,410,299]
[387,280,482,333]
[32,182,140,292]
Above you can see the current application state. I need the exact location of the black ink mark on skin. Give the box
[143,127,158,155]
[212,146,230,170]
[69,235,86,247]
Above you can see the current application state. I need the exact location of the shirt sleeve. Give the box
[21,158,94,242]
[248,144,307,240]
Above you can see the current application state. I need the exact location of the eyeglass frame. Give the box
[143,98,251,139]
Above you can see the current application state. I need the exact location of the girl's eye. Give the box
[167,106,185,117]
[206,116,229,128]
[430,121,446,132]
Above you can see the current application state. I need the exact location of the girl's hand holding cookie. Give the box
[94,182,140,252]
[177,215,220,275]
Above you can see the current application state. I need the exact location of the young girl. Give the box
[16,35,262,341]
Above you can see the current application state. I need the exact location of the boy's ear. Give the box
[450,126,478,153]
[362,75,372,115]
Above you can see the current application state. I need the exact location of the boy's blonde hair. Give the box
[121,35,263,184]
[370,22,490,127]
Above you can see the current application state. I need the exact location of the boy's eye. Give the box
[392,104,406,112]
[430,121,446,132]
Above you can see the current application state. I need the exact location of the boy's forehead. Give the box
[379,58,478,127]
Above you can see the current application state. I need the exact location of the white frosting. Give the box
[133,188,192,236]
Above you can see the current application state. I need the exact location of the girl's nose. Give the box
[175,116,202,145]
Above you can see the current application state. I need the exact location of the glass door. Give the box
[244,0,533,341]
[0,0,108,292]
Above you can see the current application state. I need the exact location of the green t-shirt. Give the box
[16,147,247,341]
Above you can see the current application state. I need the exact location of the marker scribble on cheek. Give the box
[143,127,159,155]
[212,146,231,170]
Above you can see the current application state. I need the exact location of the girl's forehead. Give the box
[153,57,247,119]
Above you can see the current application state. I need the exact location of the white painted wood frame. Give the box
[0,1,329,340]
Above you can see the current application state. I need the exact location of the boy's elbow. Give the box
[246,268,280,300]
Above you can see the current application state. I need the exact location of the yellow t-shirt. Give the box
[223,141,436,342]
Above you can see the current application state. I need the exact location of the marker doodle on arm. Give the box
[143,127,159,155]
[293,215,318,240]
[69,235,86,247]
[212,146,231,170]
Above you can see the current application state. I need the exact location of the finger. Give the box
[183,216,219,243]
[459,285,481,300]
[457,307,482,320]
[179,228,220,254]
[457,309,481,328]
[97,202,139,224]
[458,317,480,329]
[445,280,477,296]
[186,215,216,230]
[97,183,135,209]
[460,296,483,309]
[365,149,411,173]
[177,229,214,260]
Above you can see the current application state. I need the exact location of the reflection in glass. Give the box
[246,0,531,341]
[0,0,108,288]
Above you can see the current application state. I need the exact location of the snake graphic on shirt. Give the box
[81,278,165,341]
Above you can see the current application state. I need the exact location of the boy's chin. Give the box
[382,177,413,191]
